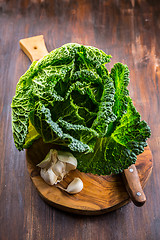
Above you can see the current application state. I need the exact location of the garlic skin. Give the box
[37,149,57,169]
[40,167,58,185]
[37,150,51,168]
[65,163,76,173]
[57,151,77,167]
[57,151,77,173]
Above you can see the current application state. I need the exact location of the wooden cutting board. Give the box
[20,35,153,215]
[26,138,152,215]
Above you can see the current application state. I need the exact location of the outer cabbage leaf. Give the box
[23,121,40,148]
[110,62,130,119]
[74,98,151,175]
[11,62,37,150]
[106,63,130,136]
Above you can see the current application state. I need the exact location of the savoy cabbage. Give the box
[11,43,151,175]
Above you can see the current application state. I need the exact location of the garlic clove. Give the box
[57,151,77,168]
[57,178,83,194]
[37,149,57,169]
[40,167,58,185]
[66,178,83,194]
[52,161,66,176]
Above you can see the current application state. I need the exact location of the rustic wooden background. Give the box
[0,0,160,239]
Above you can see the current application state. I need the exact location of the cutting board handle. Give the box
[19,35,146,208]
[19,35,49,62]
[123,164,146,206]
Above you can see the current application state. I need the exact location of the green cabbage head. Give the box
[11,43,151,175]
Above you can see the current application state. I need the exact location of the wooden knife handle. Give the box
[19,35,49,62]
[123,164,146,206]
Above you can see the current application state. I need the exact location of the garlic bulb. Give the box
[58,178,83,194]
[40,167,58,185]
[37,149,83,194]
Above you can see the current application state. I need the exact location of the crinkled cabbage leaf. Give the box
[11,43,151,175]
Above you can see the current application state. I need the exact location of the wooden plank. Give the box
[0,0,160,239]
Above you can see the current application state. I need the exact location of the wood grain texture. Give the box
[0,0,160,239]
[26,138,152,215]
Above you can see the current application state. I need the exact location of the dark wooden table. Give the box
[0,0,160,239]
